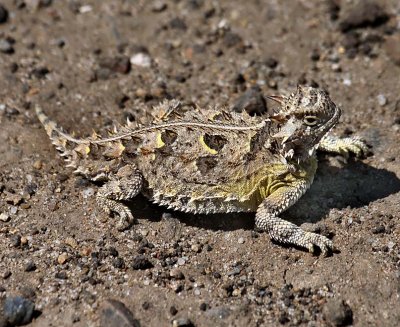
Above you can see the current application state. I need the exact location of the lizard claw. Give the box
[116,208,134,231]
[303,232,334,256]
[341,136,368,158]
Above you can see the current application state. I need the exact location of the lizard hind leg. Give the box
[96,164,143,231]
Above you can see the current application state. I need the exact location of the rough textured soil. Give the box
[0,1,400,326]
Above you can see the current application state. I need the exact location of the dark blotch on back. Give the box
[196,156,218,174]
[161,130,178,145]
[156,130,178,155]
[203,134,227,152]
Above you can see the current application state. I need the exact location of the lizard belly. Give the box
[141,162,312,214]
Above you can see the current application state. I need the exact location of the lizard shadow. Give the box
[128,158,400,232]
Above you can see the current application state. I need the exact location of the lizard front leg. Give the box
[318,135,367,158]
[255,179,333,255]
[96,164,143,231]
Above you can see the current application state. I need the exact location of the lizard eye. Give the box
[303,115,318,126]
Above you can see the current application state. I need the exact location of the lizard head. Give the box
[269,86,341,162]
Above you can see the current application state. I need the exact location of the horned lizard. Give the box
[35,86,367,255]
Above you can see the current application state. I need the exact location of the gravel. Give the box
[0,1,399,326]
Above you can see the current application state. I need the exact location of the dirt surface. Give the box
[0,0,400,326]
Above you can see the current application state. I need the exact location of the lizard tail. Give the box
[35,106,85,168]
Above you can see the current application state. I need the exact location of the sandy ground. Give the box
[0,0,400,326]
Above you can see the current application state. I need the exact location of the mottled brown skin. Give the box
[36,86,367,254]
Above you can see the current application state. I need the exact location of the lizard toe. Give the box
[304,232,333,256]
[116,209,134,231]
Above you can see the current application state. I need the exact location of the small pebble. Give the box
[80,247,91,256]
[130,53,152,68]
[232,86,267,116]
[170,268,185,280]
[32,160,43,170]
[99,56,131,74]
[199,302,208,311]
[238,237,245,244]
[190,244,201,253]
[339,1,389,32]
[172,317,193,327]
[55,271,68,279]
[331,63,341,72]
[57,253,69,265]
[131,255,153,270]
[0,4,9,24]
[79,5,92,13]
[372,225,385,234]
[2,271,11,279]
[169,306,178,316]
[213,272,221,279]
[24,261,36,272]
[177,258,186,266]
[323,299,353,326]
[31,67,50,79]
[169,17,187,31]
[0,213,10,222]
[113,257,125,269]
[64,237,78,249]
[152,1,167,12]
[100,299,140,327]
[227,267,241,276]
[82,188,95,199]
[310,49,320,61]
[5,193,23,206]
[377,94,387,106]
[10,235,21,248]
[223,31,242,48]
[3,296,35,326]
[265,57,278,69]
[142,301,150,310]
[172,283,184,293]
[0,39,13,54]
[343,78,352,86]
[108,247,119,257]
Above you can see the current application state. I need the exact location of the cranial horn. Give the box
[269,113,287,123]
[266,95,285,105]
